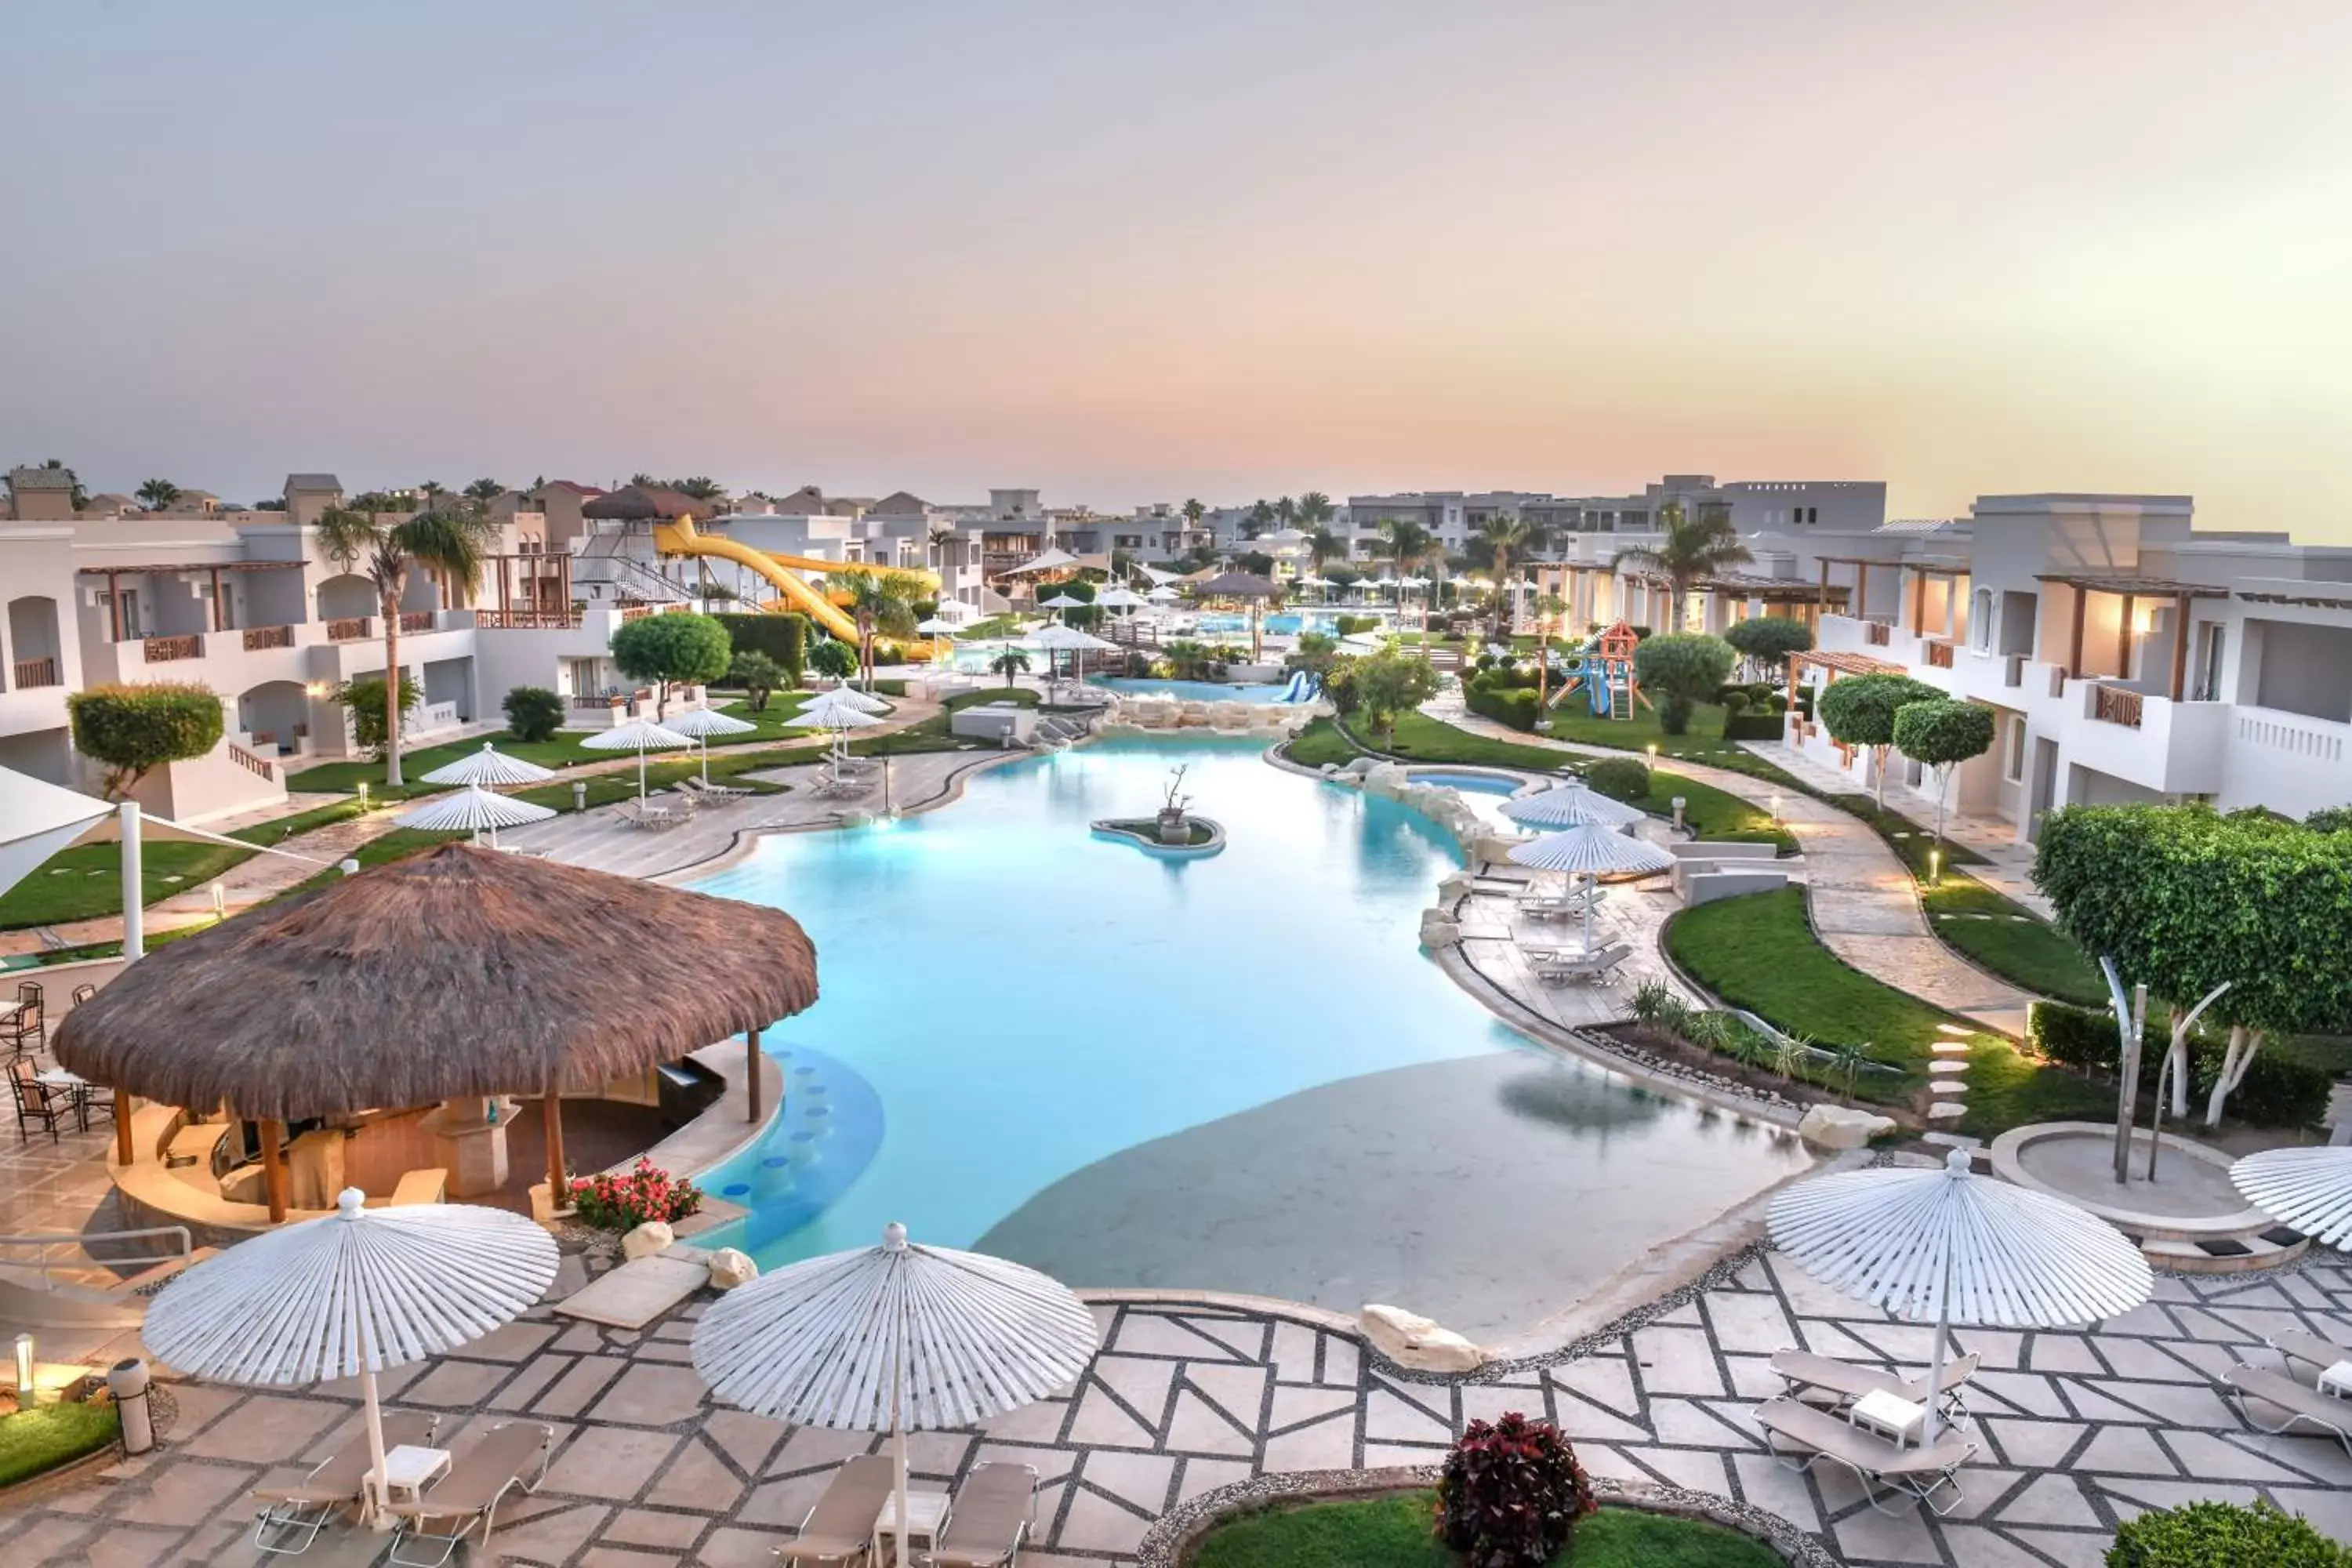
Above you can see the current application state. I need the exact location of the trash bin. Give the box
[107,1358,155,1455]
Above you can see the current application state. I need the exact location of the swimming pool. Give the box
[1408,769,1529,833]
[688,737,1808,1337]
[1088,677,1292,704]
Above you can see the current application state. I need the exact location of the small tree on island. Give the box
[336,673,421,763]
[1891,698,1995,858]
[1631,632,1735,735]
[2034,804,2352,1126]
[610,611,731,719]
[1816,673,1943,805]
[67,682,225,799]
[1348,650,1440,746]
[1722,615,1814,684]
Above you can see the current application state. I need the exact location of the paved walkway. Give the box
[19,1243,2352,1566]
[1429,701,2035,1039]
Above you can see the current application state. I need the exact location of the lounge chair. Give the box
[384,1421,554,1567]
[2268,1330,2352,1383]
[2,980,44,1056]
[2223,1363,2352,1457]
[924,1461,1039,1568]
[681,775,753,804]
[777,1453,895,1566]
[250,1410,440,1555]
[1534,942,1632,985]
[1770,1348,1979,1421]
[630,802,681,830]
[1754,1396,1976,1516]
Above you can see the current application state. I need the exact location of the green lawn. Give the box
[850,688,1040,757]
[1345,712,1578,772]
[1191,1494,1780,1568]
[1958,1036,2121,1140]
[1635,771,1794,855]
[0,840,253,931]
[1923,879,2107,1007]
[1283,719,1360,769]
[0,1400,121,1487]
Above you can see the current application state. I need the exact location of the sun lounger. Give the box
[2223,1363,2352,1457]
[383,1421,554,1567]
[1534,941,1632,985]
[630,802,680,829]
[681,776,753,804]
[1770,1348,1979,1420]
[1754,1396,1976,1516]
[924,1461,1040,1568]
[250,1410,439,1555]
[777,1453,895,1566]
[2268,1330,2352,1383]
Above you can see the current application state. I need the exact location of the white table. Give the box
[873,1489,950,1555]
[35,1069,83,1090]
[1848,1387,1927,1446]
[2318,1360,2352,1400]
[368,1443,451,1523]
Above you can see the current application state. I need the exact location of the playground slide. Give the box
[652,517,938,648]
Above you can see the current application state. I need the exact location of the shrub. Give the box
[2026,1000,2330,1127]
[808,638,858,680]
[717,612,812,688]
[1335,613,1378,636]
[612,611,733,705]
[334,673,421,763]
[1633,632,1735,736]
[1584,757,1652,803]
[1722,614,1815,679]
[1721,690,1749,719]
[567,1158,704,1232]
[2027,1000,2117,1075]
[1436,1412,1595,1568]
[2107,1498,2350,1567]
[873,678,909,697]
[501,686,564,742]
[727,650,786,712]
[1467,684,1540,731]
[67,681,226,798]
[2307,806,2352,833]
[1723,712,1788,740]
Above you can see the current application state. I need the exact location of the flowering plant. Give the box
[567,1158,704,1232]
[1436,1412,1596,1567]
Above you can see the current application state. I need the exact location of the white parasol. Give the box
[1501,782,1646,829]
[793,693,886,768]
[2231,1147,2352,1248]
[579,717,695,802]
[693,1223,1100,1568]
[1506,822,1675,876]
[419,742,557,789]
[663,706,760,782]
[1145,585,1179,603]
[394,782,557,847]
[143,1189,558,1519]
[1770,1149,2151,1439]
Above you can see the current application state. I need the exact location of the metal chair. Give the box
[6,1058,68,1144]
[2,981,44,1057]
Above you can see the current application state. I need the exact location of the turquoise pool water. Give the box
[1409,769,1526,832]
[688,736,1809,1333]
[1089,677,1290,703]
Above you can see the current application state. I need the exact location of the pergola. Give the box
[2035,573,2230,700]
[55,843,818,1223]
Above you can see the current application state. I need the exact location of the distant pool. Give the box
[688,738,1809,1336]
[1090,677,1292,704]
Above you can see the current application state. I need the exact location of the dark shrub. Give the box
[714,612,811,688]
[1585,757,1652,803]
[1722,691,1750,719]
[502,685,564,742]
[2027,1001,2330,1128]
[1724,712,1789,740]
[1465,677,1540,731]
[2107,1498,2350,1566]
[1436,1412,1596,1568]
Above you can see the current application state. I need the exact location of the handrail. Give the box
[227,741,275,780]
[0,1224,194,1294]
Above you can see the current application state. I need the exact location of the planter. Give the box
[1156,813,1192,844]
[1091,816,1225,859]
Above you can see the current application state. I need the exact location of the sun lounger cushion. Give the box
[1772,1348,1979,1407]
[254,1410,438,1508]
[2226,1363,2352,1450]
[926,1462,1037,1568]
[1755,1396,1976,1513]
[778,1453,895,1564]
[2269,1332,2352,1380]
[392,1421,550,1523]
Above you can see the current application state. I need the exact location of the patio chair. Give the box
[1534,942,1632,985]
[6,1058,69,1144]
[2,980,43,1055]
[2267,1330,2352,1383]
[1770,1348,1979,1421]
[2223,1363,2352,1457]
[924,1461,1040,1568]
[383,1420,555,1567]
[680,775,752,804]
[777,1453,895,1566]
[1754,1396,1976,1516]
[71,983,97,1006]
[250,1410,440,1555]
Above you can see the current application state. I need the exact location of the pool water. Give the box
[1089,677,1292,704]
[1408,770,1528,833]
[688,736,1808,1335]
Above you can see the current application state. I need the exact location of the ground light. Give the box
[14,1333,33,1405]
[1929,847,1942,885]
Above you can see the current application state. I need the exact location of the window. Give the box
[1970,588,1994,652]
[2003,716,2027,783]
[1806,507,1818,524]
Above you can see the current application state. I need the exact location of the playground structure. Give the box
[652,516,949,660]
[1546,620,1647,719]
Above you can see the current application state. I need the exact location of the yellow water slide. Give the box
[652,517,939,650]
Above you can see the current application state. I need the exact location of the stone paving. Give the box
[20,1250,2352,1565]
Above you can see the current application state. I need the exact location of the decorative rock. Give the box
[621,1220,675,1261]
[1338,756,1379,779]
[1417,909,1461,949]
[1437,871,1475,902]
[1925,1102,1969,1120]
[706,1247,758,1289]
[1362,763,1409,800]
[1796,1104,1898,1150]
[1360,1303,1486,1374]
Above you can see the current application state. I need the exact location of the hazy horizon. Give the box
[5,2,2348,537]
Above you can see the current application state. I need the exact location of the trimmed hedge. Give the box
[713,612,811,686]
[1722,713,1788,741]
[1465,678,1540,731]
[2026,1000,2331,1128]
[1585,757,1652,803]
[2107,1498,2350,1566]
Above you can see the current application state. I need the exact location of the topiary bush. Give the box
[1584,757,1652,803]
[67,681,226,799]
[1436,1412,1596,1568]
[1633,632,1735,736]
[2107,1498,2350,1567]
[502,685,564,742]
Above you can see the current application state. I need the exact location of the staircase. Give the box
[0,1225,212,1329]
[575,528,694,606]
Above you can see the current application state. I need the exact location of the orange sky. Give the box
[2,3,2347,534]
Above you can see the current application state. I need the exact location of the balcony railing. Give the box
[144,634,202,663]
[242,624,294,651]
[326,617,372,643]
[618,604,655,623]
[475,609,583,630]
[1864,621,1891,647]
[11,655,59,689]
[1922,638,1954,669]
[227,742,275,781]
[398,611,435,633]
[2092,684,2145,729]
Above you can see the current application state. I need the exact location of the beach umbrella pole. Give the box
[637,746,648,802]
[355,1299,391,1527]
[1922,1250,1952,1443]
[891,1373,912,1568]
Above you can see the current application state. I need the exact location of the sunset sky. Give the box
[4,2,2347,535]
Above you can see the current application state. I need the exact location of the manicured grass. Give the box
[278,828,469,898]
[1346,712,1576,773]
[1283,719,1360,770]
[1923,879,2107,1007]
[286,728,587,797]
[1190,1494,1780,1568]
[1958,1036,2120,1140]
[0,840,253,931]
[851,688,1040,757]
[0,1400,121,1487]
[1634,771,1794,855]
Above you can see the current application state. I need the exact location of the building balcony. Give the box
[241,624,296,652]
[11,655,60,689]
[2057,681,2228,797]
[325,615,372,643]
[143,633,205,664]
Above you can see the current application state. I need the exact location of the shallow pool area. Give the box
[688,736,1809,1337]
[1088,677,1293,703]
[1406,768,1530,833]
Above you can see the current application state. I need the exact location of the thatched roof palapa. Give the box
[582,485,705,522]
[1193,571,1284,598]
[55,843,818,1122]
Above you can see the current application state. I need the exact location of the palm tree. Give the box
[463,477,504,502]
[837,568,923,688]
[1297,491,1334,528]
[38,459,86,511]
[1609,500,1751,633]
[1306,527,1346,581]
[1370,517,1443,632]
[313,499,500,789]
[419,481,449,508]
[1274,495,1297,528]
[1244,499,1273,539]
[927,524,960,579]
[1531,590,1566,710]
[1473,516,1536,640]
[990,645,1032,691]
[672,477,727,503]
[1181,497,1205,537]
[136,478,183,512]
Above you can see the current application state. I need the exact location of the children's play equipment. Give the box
[653,515,950,660]
[1546,621,1648,719]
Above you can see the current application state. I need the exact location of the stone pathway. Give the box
[22,1251,2352,1565]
